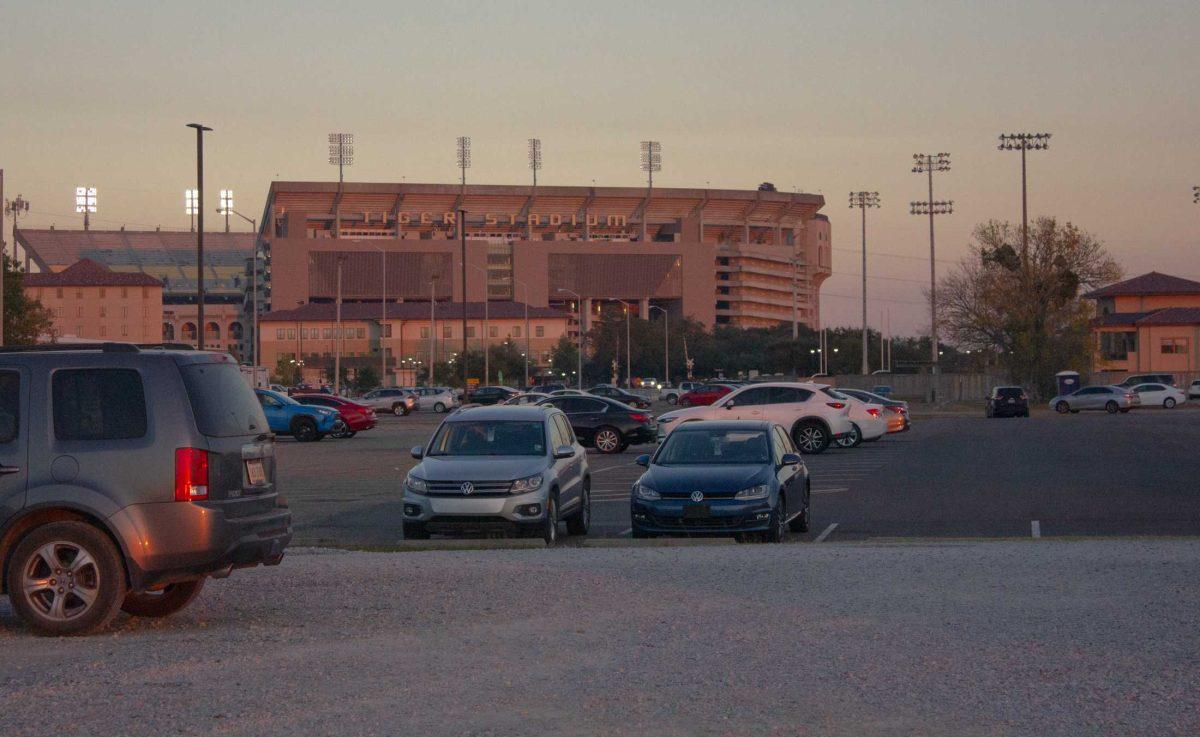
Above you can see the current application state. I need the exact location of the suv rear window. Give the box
[53,368,147,441]
[181,363,269,437]
[995,388,1024,398]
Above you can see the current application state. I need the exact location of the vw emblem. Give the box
[690,491,704,502]
[460,482,474,495]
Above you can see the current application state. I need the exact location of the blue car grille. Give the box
[659,490,738,500]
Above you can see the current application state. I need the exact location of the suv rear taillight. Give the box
[175,447,209,502]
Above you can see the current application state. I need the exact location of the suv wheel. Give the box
[392,403,408,416]
[566,480,591,536]
[542,493,560,546]
[793,421,829,454]
[291,417,318,442]
[594,427,623,454]
[122,579,205,618]
[836,423,862,448]
[6,521,126,636]
[403,521,430,540]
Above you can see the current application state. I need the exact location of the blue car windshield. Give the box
[428,421,546,456]
[656,429,770,465]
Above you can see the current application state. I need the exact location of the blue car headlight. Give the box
[510,474,544,494]
[406,474,429,494]
[734,484,770,500]
[633,482,661,501]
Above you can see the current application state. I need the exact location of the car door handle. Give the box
[0,464,21,476]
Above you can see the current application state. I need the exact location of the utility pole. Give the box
[790,257,800,341]
[650,305,668,385]
[616,300,632,388]
[334,256,345,395]
[516,279,531,388]
[428,276,438,386]
[998,133,1051,270]
[557,287,583,390]
[187,123,212,347]
[849,191,880,375]
[911,153,953,388]
[459,208,468,384]
[228,209,258,364]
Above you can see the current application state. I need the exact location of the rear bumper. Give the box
[624,426,658,445]
[108,497,293,589]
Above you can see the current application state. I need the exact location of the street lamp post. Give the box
[428,276,438,387]
[911,153,953,384]
[468,263,490,384]
[334,256,345,396]
[186,123,212,347]
[515,278,531,388]
[225,208,259,365]
[614,299,632,388]
[849,191,880,375]
[557,287,583,390]
[459,208,468,384]
[998,133,1051,270]
[649,305,668,386]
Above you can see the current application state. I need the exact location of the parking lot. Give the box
[280,403,1200,546]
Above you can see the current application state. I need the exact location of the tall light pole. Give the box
[333,256,345,395]
[459,208,468,384]
[557,287,583,389]
[74,186,96,231]
[469,263,490,384]
[328,133,354,185]
[185,189,198,232]
[369,245,389,386]
[649,305,668,385]
[640,141,661,189]
[615,299,632,388]
[790,256,800,341]
[911,152,953,380]
[218,190,233,233]
[186,123,212,346]
[998,133,1051,269]
[849,191,880,375]
[428,275,438,386]
[528,138,542,187]
[515,278,531,388]
[456,136,471,186]
[226,208,259,365]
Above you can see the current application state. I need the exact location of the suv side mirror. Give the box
[553,445,575,459]
[635,454,651,467]
[410,445,424,459]
[780,453,802,466]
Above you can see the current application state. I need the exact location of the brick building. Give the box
[1086,271,1200,379]
[23,259,163,342]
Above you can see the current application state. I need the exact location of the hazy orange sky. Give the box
[2,1,1198,334]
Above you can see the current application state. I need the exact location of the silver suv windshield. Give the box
[427,420,547,456]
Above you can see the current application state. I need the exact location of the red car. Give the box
[677,383,736,407]
[293,394,377,437]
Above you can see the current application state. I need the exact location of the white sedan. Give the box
[1129,383,1187,409]
[656,382,854,454]
[819,387,888,447]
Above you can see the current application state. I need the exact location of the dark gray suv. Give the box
[0,344,291,635]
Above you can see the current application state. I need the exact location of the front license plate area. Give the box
[683,504,711,519]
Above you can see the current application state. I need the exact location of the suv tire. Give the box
[121,578,205,618]
[542,493,560,546]
[291,416,318,442]
[566,481,591,536]
[6,521,127,636]
[792,420,830,454]
[392,403,408,416]
[403,521,430,540]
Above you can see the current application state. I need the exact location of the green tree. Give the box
[272,356,301,385]
[3,255,54,344]
[547,335,579,384]
[353,365,379,393]
[936,218,1121,397]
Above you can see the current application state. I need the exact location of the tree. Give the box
[548,335,579,384]
[353,365,379,393]
[3,255,54,344]
[272,356,301,385]
[935,218,1121,397]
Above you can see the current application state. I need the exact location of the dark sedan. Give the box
[468,386,520,405]
[537,394,656,453]
[587,384,651,409]
[629,421,810,542]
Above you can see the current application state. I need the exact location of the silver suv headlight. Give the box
[734,484,770,500]
[406,474,429,494]
[634,482,661,501]
[509,474,543,494]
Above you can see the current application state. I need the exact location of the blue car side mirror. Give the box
[635,454,651,467]
[780,453,802,466]
[410,445,424,459]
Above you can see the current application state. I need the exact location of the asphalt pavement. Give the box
[278,404,1200,546]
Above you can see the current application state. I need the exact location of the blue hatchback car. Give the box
[630,420,810,542]
[254,389,342,442]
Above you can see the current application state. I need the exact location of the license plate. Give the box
[246,459,266,486]
[683,504,711,519]
[1007,398,1015,404]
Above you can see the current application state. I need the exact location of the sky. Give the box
[2,0,1198,335]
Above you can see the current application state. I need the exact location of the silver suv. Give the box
[358,387,417,416]
[403,405,590,545]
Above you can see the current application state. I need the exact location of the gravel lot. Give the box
[2,540,1198,736]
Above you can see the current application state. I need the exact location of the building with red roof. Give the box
[1083,271,1200,378]
[23,258,163,343]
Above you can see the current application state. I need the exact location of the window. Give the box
[99,288,106,299]
[56,288,63,299]
[121,306,128,318]
[55,307,63,317]
[121,288,128,298]
[323,328,332,339]
[443,325,452,339]
[0,371,19,443]
[770,387,813,404]
[52,369,147,441]
[99,306,107,318]
[76,306,83,317]
[465,326,476,338]
[383,325,393,338]
[276,328,285,340]
[420,327,430,339]
[730,387,772,406]
[356,328,365,339]
[513,326,522,338]
[1161,338,1188,355]
[1100,331,1136,361]
[489,326,499,338]
[286,329,296,340]
[98,326,106,337]
[535,326,545,338]
[121,325,128,336]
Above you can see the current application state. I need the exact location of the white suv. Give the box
[656,382,853,454]
[659,381,703,404]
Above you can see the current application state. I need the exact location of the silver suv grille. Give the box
[425,480,512,497]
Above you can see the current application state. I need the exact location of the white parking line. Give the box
[592,498,631,504]
[1031,520,1041,539]
[618,527,632,537]
[589,463,639,474]
[814,522,839,543]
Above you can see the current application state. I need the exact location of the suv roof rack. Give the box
[0,341,142,354]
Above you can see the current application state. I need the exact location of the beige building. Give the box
[1086,272,1200,379]
[24,259,163,343]
[259,301,570,386]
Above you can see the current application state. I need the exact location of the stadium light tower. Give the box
[528,138,542,187]
[911,153,953,383]
[74,186,97,230]
[998,132,1051,268]
[328,133,354,184]
[185,189,198,231]
[456,136,471,186]
[849,191,880,375]
[218,189,234,232]
[640,140,662,189]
